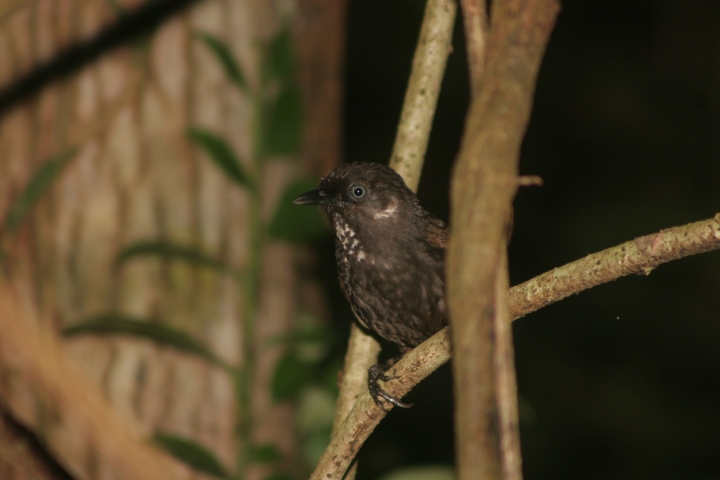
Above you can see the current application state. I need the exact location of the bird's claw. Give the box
[368,362,413,412]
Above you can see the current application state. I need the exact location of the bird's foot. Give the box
[368,361,414,412]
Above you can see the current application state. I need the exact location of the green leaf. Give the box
[296,387,336,433]
[263,84,303,155]
[248,443,283,464]
[63,314,230,370]
[265,327,334,346]
[153,433,231,479]
[195,32,248,92]
[302,430,332,467]
[187,128,252,188]
[4,149,77,234]
[263,27,296,82]
[115,240,240,278]
[271,353,313,401]
[321,358,343,396]
[267,179,327,243]
[263,474,294,480]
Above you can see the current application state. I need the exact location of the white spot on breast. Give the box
[334,217,365,262]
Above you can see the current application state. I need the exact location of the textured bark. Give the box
[0,0,345,478]
[0,413,72,480]
[447,1,559,478]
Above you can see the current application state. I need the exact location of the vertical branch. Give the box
[459,0,488,94]
[389,0,457,191]
[447,1,559,479]
[459,1,521,478]
[322,1,456,479]
[493,249,522,480]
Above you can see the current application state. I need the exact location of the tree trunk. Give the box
[0,0,345,478]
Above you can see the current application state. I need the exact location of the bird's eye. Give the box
[351,185,366,198]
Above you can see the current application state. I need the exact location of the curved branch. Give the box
[0,283,186,480]
[311,213,720,479]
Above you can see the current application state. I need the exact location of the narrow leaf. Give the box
[263,84,303,155]
[153,433,231,479]
[248,443,283,464]
[187,128,252,188]
[63,314,230,370]
[262,27,296,82]
[265,327,335,347]
[195,32,248,91]
[267,179,327,243]
[115,240,240,278]
[4,149,77,233]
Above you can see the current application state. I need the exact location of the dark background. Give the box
[337,0,720,478]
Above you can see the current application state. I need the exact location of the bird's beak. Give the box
[293,188,328,206]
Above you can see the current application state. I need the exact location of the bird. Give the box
[293,162,448,410]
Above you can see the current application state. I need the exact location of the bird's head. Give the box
[293,163,419,228]
[293,162,420,232]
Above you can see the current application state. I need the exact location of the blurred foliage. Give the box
[262,27,296,83]
[3,149,77,235]
[153,433,231,479]
[187,128,252,188]
[248,443,283,464]
[116,240,241,277]
[63,314,230,370]
[263,84,303,155]
[267,179,328,242]
[196,32,249,91]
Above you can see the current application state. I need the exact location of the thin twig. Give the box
[311,214,720,480]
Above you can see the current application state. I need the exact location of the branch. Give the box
[459,0,488,93]
[389,0,457,192]
[447,0,559,477]
[459,1,518,477]
[330,323,380,479]
[510,214,720,320]
[327,2,457,479]
[311,214,720,479]
[0,283,186,480]
[311,329,452,480]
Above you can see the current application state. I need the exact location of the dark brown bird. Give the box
[293,162,448,410]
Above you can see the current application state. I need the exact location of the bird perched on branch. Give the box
[294,162,448,410]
